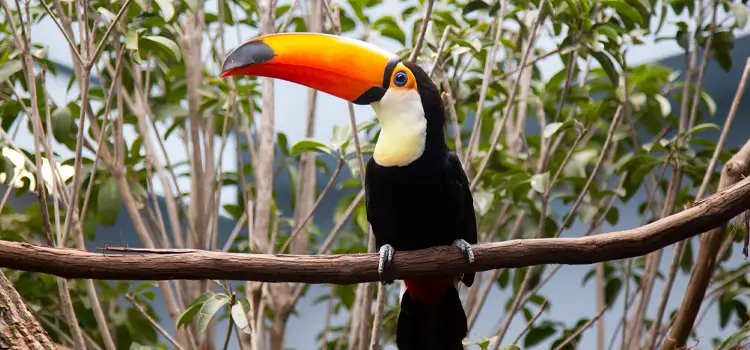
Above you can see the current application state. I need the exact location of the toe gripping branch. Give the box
[378,244,395,285]
[453,239,475,282]
[452,239,475,263]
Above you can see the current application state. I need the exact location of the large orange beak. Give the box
[220,33,401,105]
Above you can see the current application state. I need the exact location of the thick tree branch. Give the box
[0,269,57,349]
[0,176,749,283]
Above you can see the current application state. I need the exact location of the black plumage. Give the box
[364,61,478,349]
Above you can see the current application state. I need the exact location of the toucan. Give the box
[220,33,478,350]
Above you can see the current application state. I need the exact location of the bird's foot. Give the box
[378,244,395,285]
[452,239,475,263]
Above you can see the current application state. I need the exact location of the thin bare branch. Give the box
[369,283,387,350]
[126,295,187,350]
[87,0,131,68]
[407,0,434,62]
[552,306,608,350]
[280,158,344,254]
[38,1,83,65]
[464,0,507,168]
[511,300,548,345]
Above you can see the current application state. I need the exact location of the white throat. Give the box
[371,89,426,167]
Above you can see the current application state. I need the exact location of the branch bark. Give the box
[1,175,749,283]
[0,269,56,349]
[662,138,750,349]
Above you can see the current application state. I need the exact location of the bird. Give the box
[220,32,478,350]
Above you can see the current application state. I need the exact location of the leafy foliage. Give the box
[1,0,749,348]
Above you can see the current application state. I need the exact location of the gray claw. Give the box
[453,239,475,263]
[378,244,395,284]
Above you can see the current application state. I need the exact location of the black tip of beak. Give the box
[220,40,276,76]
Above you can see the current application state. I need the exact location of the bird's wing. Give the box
[446,151,478,287]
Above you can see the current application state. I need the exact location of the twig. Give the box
[320,285,336,348]
[38,1,83,65]
[58,68,90,248]
[464,0,508,168]
[428,25,453,77]
[126,295,187,350]
[87,0,131,68]
[369,283,387,350]
[439,70,464,164]
[407,0,434,62]
[222,294,236,350]
[78,47,127,238]
[222,212,248,252]
[686,0,720,130]
[552,306,608,350]
[555,106,623,237]
[511,300,548,345]
[280,158,344,254]
[646,241,686,349]
[496,46,568,80]
[278,0,299,32]
[695,59,750,199]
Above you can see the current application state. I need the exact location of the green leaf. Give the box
[602,0,644,26]
[290,139,333,156]
[176,292,215,329]
[462,0,489,15]
[97,7,117,22]
[605,207,619,225]
[475,336,499,349]
[591,51,619,87]
[472,190,494,216]
[230,302,251,333]
[654,94,671,116]
[96,177,121,226]
[154,0,175,22]
[140,290,156,301]
[497,269,510,288]
[543,122,564,139]
[125,28,139,51]
[605,278,622,305]
[51,105,75,143]
[731,3,748,29]
[373,16,405,45]
[198,294,229,333]
[543,119,576,139]
[684,123,719,138]
[332,124,351,150]
[499,346,521,350]
[525,322,557,347]
[719,294,733,328]
[142,35,182,61]
[700,90,717,116]
[135,281,157,293]
[0,60,23,82]
[530,172,550,194]
[125,28,141,64]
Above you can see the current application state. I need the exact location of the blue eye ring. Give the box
[393,71,408,87]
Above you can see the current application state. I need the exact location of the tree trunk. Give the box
[0,269,57,349]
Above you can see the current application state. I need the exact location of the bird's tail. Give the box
[396,278,468,350]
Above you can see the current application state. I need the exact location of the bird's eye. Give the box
[393,71,408,87]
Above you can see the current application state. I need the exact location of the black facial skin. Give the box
[352,55,403,105]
